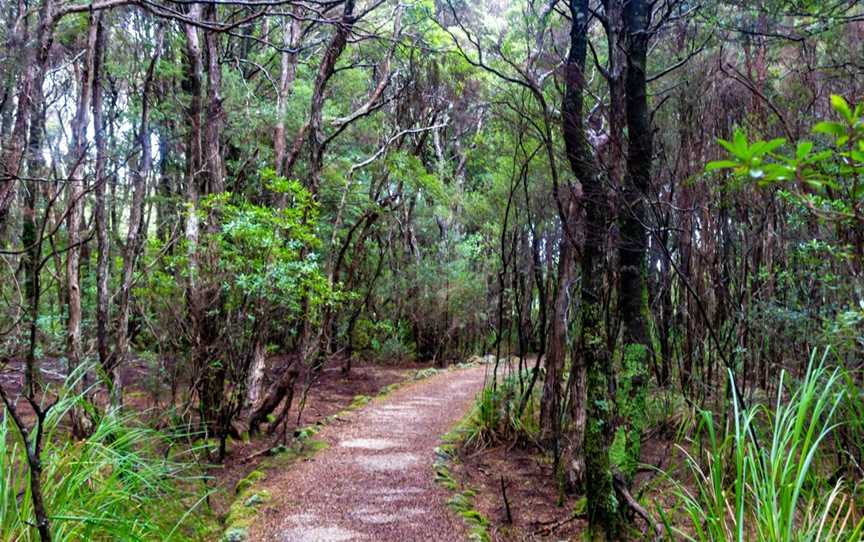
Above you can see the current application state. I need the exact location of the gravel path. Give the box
[248,365,488,542]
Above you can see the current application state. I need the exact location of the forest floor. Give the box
[243,364,488,541]
[448,431,679,541]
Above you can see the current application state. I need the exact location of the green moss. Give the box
[616,343,648,478]
[222,527,248,542]
[414,367,441,380]
[583,301,620,539]
[381,382,402,395]
[261,439,328,469]
[348,394,372,410]
[234,470,265,495]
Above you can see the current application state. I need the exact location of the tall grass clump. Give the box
[665,350,863,542]
[0,376,213,541]
[460,369,540,450]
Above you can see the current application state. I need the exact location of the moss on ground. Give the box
[433,414,492,542]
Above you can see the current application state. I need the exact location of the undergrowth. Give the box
[661,350,864,542]
[0,382,214,541]
[459,368,540,451]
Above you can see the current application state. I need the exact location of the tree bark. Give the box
[66,11,100,436]
[0,0,54,231]
[616,0,652,481]
[561,0,605,520]
[248,363,299,435]
[539,199,577,450]
[92,13,111,400]
[284,0,356,189]
[274,8,302,177]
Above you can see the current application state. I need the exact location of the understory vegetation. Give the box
[1,0,863,539]
[0,370,213,541]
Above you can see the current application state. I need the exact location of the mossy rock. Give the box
[225,490,271,532]
[222,527,248,542]
[262,439,329,469]
[414,368,440,380]
[243,490,271,508]
[234,470,265,495]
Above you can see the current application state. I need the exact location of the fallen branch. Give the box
[614,474,664,540]
[531,512,582,536]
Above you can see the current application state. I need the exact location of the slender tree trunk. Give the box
[284,0,356,186]
[0,0,56,231]
[66,11,100,436]
[113,27,163,408]
[540,199,577,452]
[273,9,302,177]
[562,0,606,520]
[615,0,652,481]
[182,4,208,430]
[22,58,45,399]
[92,14,111,397]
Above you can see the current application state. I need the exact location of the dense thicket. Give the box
[0,0,863,539]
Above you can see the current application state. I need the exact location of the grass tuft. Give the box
[662,349,864,542]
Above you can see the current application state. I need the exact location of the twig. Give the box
[500,475,512,524]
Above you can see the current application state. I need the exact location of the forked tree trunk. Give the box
[561,0,601,511]
[248,364,299,435]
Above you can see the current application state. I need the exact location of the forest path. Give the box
[247,364,488,541]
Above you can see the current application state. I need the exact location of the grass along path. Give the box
[244,364,489,541]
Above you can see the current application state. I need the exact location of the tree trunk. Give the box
[92,13,111,401]
[66,11,100,436]
[284,0,356,187]
[274,9,302,177]
[0,0,54,231]
[248,364,299,435]
[615,0,652,480]
[113,27,163,408]
[245,339,267,412]
[22,56,45,399]
[539,199,577,452]
[562,0,606,519]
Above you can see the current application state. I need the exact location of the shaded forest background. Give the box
[0,0,863,539]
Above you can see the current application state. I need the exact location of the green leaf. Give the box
[830,94,853,122]
[813,121,846,137]
[705,160,739,172]
[757,138,787,155]
[796,141,813,160]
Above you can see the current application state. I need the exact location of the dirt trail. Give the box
[248,365,489,541]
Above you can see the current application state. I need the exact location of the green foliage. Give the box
[0,376,212,541]
[457,369,540,451]
[200,170,333,316]
[447,491,492,542]
[664,350,863,542]
[707,95,864,208]
[434,416,492,542]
